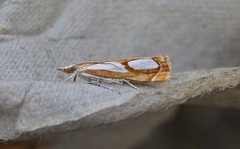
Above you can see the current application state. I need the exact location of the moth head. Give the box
[57,65,76,74]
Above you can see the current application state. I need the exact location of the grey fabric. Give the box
[0,0,240,143]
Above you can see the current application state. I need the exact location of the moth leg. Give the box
[78,75,121,93]
[78,73,97,83]
[61,68,87,82]
[96,77,142,92]
[62,72,77,82]
[78,73,112,84]
[103,78,141,92]
[73,75,77,81]
[76,73,141,92]
[96,77,122,84]
[122,79,142,92]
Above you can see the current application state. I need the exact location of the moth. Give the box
[57,55,171,91]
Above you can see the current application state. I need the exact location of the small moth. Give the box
[57,55,171,91]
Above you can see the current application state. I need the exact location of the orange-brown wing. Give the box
[80,55,171,82]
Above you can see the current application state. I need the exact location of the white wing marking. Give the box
[86,62,128,73]
[128,58,159,70]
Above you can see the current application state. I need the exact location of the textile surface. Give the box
[0,0,240,144]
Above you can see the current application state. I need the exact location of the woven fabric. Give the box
[0,0,240,141]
